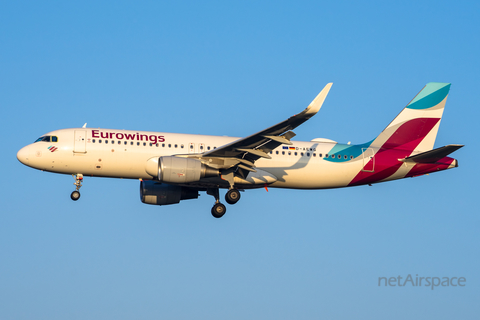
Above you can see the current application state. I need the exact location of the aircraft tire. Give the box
[211,203,226,218]
[71,191,81,201]
[225,189,241,205]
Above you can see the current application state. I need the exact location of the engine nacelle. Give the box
[140,180,199,205]
[146,156,219,183]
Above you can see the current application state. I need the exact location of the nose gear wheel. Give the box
[71,174,83,201]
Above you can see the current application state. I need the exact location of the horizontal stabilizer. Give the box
[401,144,464,163]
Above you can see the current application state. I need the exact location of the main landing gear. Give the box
[225,189,241,205]
[71,174,83,201]
[207,188,241,218]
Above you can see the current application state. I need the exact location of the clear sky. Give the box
[1,1,478,319]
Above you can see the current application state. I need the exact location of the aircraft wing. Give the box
[199,83,332,171]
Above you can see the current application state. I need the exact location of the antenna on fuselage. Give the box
[82,123,87,128]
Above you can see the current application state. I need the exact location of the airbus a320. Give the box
[17,83,463,218]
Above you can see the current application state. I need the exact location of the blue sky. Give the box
[1,1,478,319]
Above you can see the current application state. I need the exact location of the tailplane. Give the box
[401,144,463,164]
[371,82,451,152]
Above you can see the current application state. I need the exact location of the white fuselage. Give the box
[17,128,371,189]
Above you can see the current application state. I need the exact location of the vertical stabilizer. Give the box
[371,82,451,152]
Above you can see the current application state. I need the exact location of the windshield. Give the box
[34,136,58,143]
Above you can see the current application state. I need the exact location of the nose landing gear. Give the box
[71,174,83,201]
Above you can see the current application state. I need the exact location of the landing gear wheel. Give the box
[211,203,226,218]
[225,189,241,205]
[71,191,81,201]
[71,174,83,201]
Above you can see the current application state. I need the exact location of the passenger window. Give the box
[331,154,335,158]
[137,142,140,146]
[118,141,121,145]
[350,155,354,159]
[325,154,328,157]
[282,151,285,155]
[105,140,108,144]
[319,154,322,158]
[307,153,310,157]
[190,145,193,149]
[288,152,291,155]
[162,143,165,147]
[143,142,146,146]
[344,155,348,159]
[175,144,178,148]
[200,145,203,150]
[168,144,171,148]
[313,153,316,157]
[207,146,211,150]
[181,144,184,149]
[276,151,279,155]
[124,141,127,145]
[130,141,134,145]
[92,139,96,143]
[99,140,102,143]
[338,155,341,159]
[301,152,304,156]
[111,140,114,144]
[149,143,153,146]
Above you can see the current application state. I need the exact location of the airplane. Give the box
[17,82,463,218]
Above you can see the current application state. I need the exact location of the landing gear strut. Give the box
[207,188,226,218]
[71,174,83,201]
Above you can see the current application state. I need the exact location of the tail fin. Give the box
[371,82,451,152]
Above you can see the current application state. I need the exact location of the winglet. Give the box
[305,83,333,116]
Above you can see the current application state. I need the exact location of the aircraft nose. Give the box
[17,146,30,165]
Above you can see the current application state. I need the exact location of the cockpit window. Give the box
[34,135,58,143]
[35,136,50,143]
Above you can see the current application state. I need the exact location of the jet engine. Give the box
[145,156,219,183]
[140,180,199,205]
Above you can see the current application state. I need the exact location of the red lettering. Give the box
[149,135,157,144]
[92,130,163,142]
